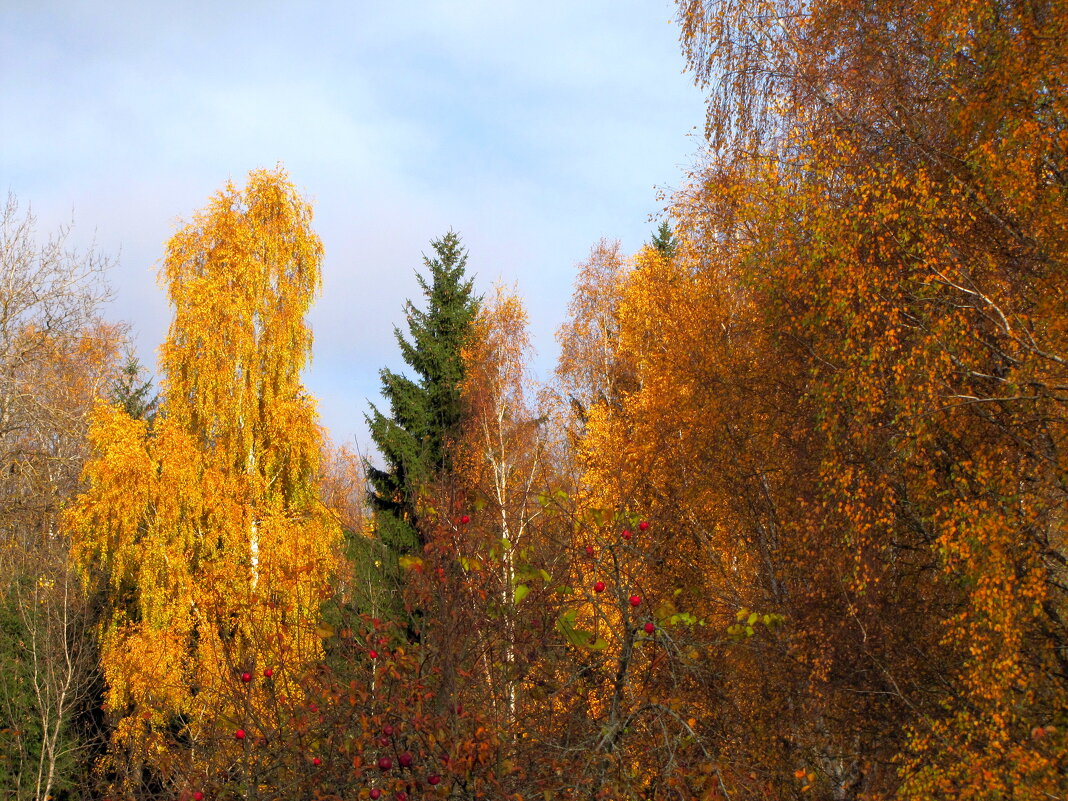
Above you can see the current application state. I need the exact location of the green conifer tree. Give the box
[366,231,479,562]
[650,220,679,259]
[108,351,159,423]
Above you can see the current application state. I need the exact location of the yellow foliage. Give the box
[65,167,340,785]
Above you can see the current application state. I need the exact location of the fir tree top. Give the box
[650,221,679,259]
[366,231,479,556]
[109,352,159,423]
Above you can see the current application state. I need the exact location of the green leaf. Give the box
[514,584,530,604]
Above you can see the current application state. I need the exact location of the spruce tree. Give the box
[366,231,479,560]
[650,220,679,259]
[108,351,159,422]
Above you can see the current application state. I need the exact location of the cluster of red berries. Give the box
[239,667,274,683]
[370,724,444,798]
[588,520,655,631]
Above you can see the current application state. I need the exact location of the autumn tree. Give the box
[554,239,633,443]
[65,167,340,796]
[430,284,549,727]
[552,0,1068,798]
[0,194,124,801]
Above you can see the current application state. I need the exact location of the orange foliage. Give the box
[65,168,341,794]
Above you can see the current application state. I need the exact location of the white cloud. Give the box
[1,0,706,448]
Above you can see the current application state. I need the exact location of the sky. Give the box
[0,0,707,453]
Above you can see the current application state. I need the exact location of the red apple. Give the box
[263,668,273,678]
[428,774,441,785]
[235,728,246,740]
[383,724,394,736]
[370,790,382,800]
[460,515,470,524]
[399,751,413,767]
[369,649,379,659]
[594,581,606,593]
[584,545,594,556]
[644,622,655,634]
[622,529,632,540]
[241,672,252,683]
[309,703,318,713]
[312,756,321,766]
[629,595,641,607]
[639,520,650,531]
[395,793,407,801]
[378,756,393,770]
[194,793,204,800]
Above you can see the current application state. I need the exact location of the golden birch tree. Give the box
[65,167,340,793]
[453,284,547,728]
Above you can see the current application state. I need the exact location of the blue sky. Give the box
[0,0,706,452]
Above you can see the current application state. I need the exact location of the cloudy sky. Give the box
[1,0,706,452]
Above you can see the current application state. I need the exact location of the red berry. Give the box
[378,736,389,746]
[399,751,413,767]
[594,581,605,593]
[644,622,655,634]
[370,790,382,800]
[622,529,632,540]
[194,793,204,801]
[378,756,393,770]
[639,520,650,531]
[383,724,394,736]
[460,514,470,524]
[312,756,321,766]
[369,649,378,659]
[241,672,252,683]
[629,595,641,607]
[235,728,246,740]
[263,668,273,678]
[428,774,441,785]
[584,545,594,556]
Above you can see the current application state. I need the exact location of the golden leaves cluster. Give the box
[65,168,340,784]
